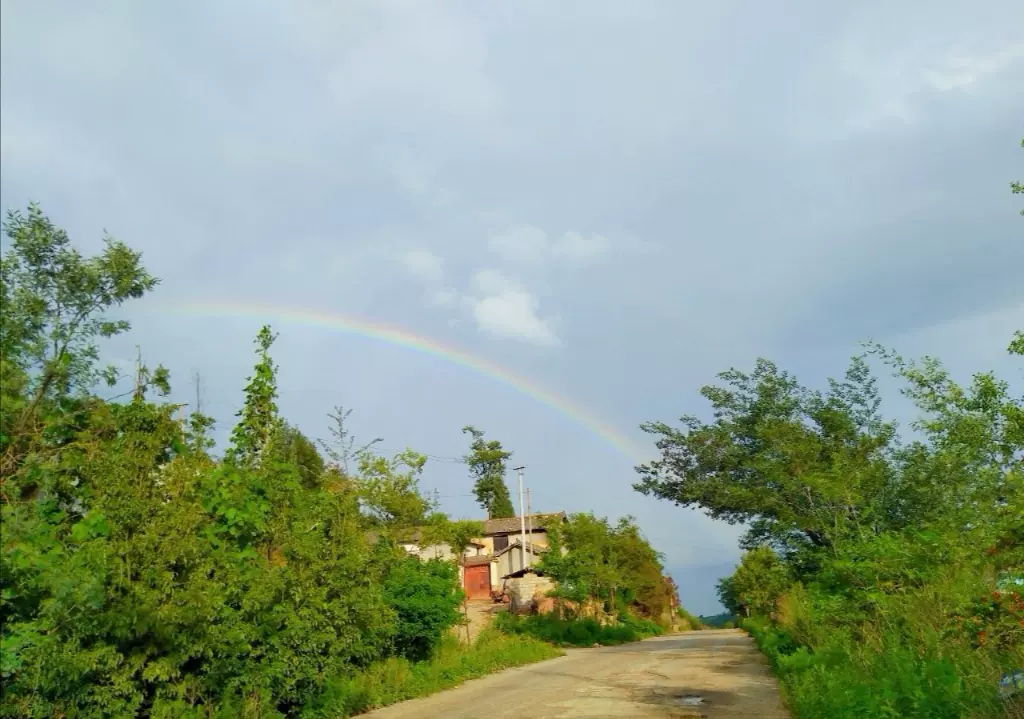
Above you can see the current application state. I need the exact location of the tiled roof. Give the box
[463,555,494,567]
[368,529,483,548]
[493,539,549,558]
[481,512,566,535]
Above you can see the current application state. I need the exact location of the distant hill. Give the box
[698,612,737,628]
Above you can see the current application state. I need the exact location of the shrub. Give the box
[381,557,463,661]
[675,607,705,630]
[494,611,662,647]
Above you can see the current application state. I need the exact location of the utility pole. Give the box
[193,371,204,415]
[526,488,533,562]
[133,346,143,400]
[514,466,527,572]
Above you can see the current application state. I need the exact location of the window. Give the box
[493,535,509,551]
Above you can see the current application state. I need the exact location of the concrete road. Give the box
[362,629,789,718]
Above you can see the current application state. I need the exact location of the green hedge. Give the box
[494,612,663,647]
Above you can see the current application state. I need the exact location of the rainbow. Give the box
[169,300,650,463]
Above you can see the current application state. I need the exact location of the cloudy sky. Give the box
[2,1,1022,614]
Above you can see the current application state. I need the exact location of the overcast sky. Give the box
[2,1,1022,615]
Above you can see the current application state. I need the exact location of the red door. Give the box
[463,565,491,599]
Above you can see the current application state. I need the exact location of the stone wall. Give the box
[505,573,555,614]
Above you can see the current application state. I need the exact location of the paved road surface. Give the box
[363,629,789,718]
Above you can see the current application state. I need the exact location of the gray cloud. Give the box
[3,0,1022,612]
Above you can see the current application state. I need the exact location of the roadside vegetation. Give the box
[638,335,1023,717]
[698,612,737,629]
[308,629,560,718]
[496,611,663,647]
[675,606,707,631]
[491,511,693,646]
[0,204,556,717]
[636,142,1024,718]
[640,335,1023,716]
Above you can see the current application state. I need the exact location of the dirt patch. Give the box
[461,599,503,643]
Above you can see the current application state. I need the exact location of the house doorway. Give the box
[463,564,491,600]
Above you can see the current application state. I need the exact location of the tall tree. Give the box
[354,448,432,527]
[715,546,792,618]
[317,405,382,475]
[541,513,672,616]
[1,204,158,482]
[634,356,899,555]
[226,325,279,467]
[462,425,515,518]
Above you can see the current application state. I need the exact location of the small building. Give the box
[381,511,568,601]
[494,538,547,580]
[477,512,566,554]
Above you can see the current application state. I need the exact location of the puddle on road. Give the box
[677,695,705,706]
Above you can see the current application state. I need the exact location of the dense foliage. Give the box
[637,332,1024,716]
[0,206,549,717]
[540,513,677,622]
[494,612,662,647]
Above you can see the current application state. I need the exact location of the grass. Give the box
[743,616,1024,719]
[494,611,664,647]
[302,629,562,717]
[676,606,707,631]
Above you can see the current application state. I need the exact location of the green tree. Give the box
[541,513,671,618]
[0,204,158,481]
[276,422,325,489]
[355,448,432,528]
[639,329,1024,717]
[317,405,382,475]
[421,515,485,560]
[461,425,515,518]
[226,325,279,467]
[0,206,515,718]
[716,546,791,618]
[634,355,899,557]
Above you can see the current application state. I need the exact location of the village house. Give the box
[393,512,567,603]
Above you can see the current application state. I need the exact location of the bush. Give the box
[381,557,463,661]
[494,611,662,647]
[743,576,1023,719]
[675,607,705,630]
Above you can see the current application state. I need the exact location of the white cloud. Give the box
[320,1,499,125]
[487,225,612,266]
[922,44,1024,92]
[551,231,612,264]
[488,224,549,264]
[837,34,1024,132]
[463,269,560,346]
[430,286,458,307]
[400,248,445,284]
